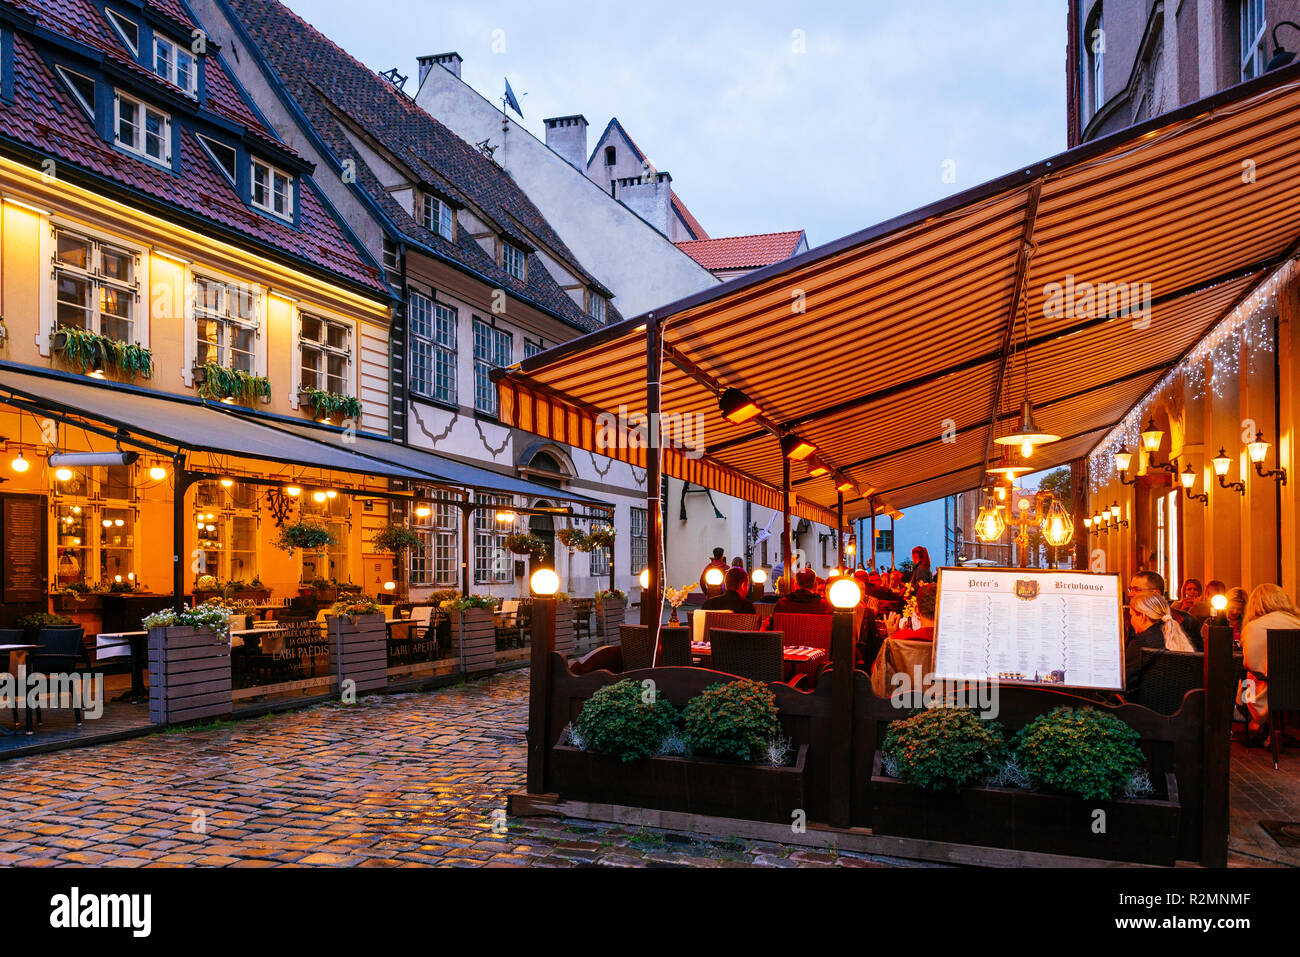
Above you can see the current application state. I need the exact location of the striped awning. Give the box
[496,64,1300,523]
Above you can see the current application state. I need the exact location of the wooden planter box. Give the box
[51,593,102,613]
[192,365,270,404]
[869,752,1181,865]
[147,625,232,725]
[595,597,626,641]
[452,607,496,674]
[327,613,387,694]
[551,743,808,825]
[553,609,575,660]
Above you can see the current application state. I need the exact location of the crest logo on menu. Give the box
[1013,580,1040,602]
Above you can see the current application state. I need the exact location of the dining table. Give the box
[690,641,827,679]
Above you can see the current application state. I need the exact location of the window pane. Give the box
[117,97,138,145]
[100,246,133,284]
[410,340,431,396]
[230,325,255,373]
[326,322,348,351]
[154,41,171,79]
[177,52,194,92]
[300,345,321,391]
[56,233,91,269]
[144,110,166,160]
[326,354,346,394]
[98,287,132,342]
[231,516,257,580]
[56,274,92,329]
[100,507,135,582]
[300,314,322,343]
[56,505,91,587]
[196,317,220,366]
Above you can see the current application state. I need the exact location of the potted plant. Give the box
[445,595,500,674]
[556,527,589,550]
[504,531,547,557]
[141,604,233,725]
[52,324,153,379]
[194,361,272,405]
[869,706,1181,865]
[273,520,336,555]
[587,526,616,550]
[298,387,363,423]
[551,679,808,824]
[593,588,626,641]
[662,583,697,625]
[17,611,74,644]
[325,594,387,694]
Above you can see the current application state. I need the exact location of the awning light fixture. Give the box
[781,434,815,461]
[718,387,762,425]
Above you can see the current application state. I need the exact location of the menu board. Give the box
[2,495,47,604]
[932,568,1124,691]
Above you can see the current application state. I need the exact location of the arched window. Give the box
[605,145,616,167]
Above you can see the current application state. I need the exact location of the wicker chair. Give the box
[1131,648,1203,715]
[770,613,833,652]
[658,625,693,667]
[29,626,89,729]
[1267,628,1300,769]
[709,629,783,683]
[618,624,654,671]
[689,610,761,645]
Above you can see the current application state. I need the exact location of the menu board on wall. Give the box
[2,495,47,604]
[932,568,1124,691]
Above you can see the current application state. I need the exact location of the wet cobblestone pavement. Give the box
[0,671,924,868]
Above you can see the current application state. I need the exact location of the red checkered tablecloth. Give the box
[691,642,827,678]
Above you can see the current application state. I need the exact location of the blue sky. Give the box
[282,0,1068,248]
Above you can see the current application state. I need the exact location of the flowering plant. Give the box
[594,588,626,603]
[330,595,382,619]
[142,603,232,639]
[662,583,697,609]
[446,594,501,612]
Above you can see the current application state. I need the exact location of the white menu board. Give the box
[932,568,1124,691]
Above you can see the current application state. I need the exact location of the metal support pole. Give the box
[837,492,845,573]
[782,455,793,593]
[526,595,556,794]
[172,454,188,613]
[869,498,877,573]
[828,607,855,827]
[460,503,471,598]
[642,318,664,629]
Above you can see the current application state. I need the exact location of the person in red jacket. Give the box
[773,567,833,615]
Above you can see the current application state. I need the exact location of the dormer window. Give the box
[605,146,616,167]
[114,91,171,165]
[196,134,237,185]
[421,194,454,241]
[105,9,139,56]
[251,158,293,219]
[502,242,526,281]
[56,66,96,120]
[153,35,198,96]
[589,292,606,324]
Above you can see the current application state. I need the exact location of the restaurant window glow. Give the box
[718,388,761,425]
[781,434,815,461]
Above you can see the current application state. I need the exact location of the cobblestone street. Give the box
[0,672,919,868]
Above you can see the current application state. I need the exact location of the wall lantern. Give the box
[1114,444,1137,486]
[1246,431,1288,486]
[1140,417,1164,454]
[1180,464,1209,504]
[1212,448,1246,496]
[1265,20,1300,71]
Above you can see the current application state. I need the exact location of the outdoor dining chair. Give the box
[770,613,833,653]
[1266,628,1300,770]
[28,626,90,728]
[708,629,783,683]
[1131,649,1203,716]
[618,624,654,671]
[0,627,27,730]
[657,625,692,667]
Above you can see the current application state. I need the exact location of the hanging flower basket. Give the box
[556,527,590,550]
[194,361,272,405]
[504,531,547,556]
[273,520,337,554]
[52,325,153,379]
[587,527,616,550]
[299,387,363,422]
[371,524,424,554]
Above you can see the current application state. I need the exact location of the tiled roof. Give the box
[675,231,807,271]
[671,190,708,240]
[226,0,619,333]
[591,118,708,241]
[0,29,387,293]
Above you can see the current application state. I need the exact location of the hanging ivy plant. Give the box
[300,387,363,421]
[196,361,272,404]
[556,527,589,550]
[52,325,153,379]
[587,526,616,549]
[273,520,337,554]
[371,523,424,554]
[504,531,547,556]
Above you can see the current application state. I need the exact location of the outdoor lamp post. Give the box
[751,567,767,601]
[704,565,724,598]
[1246,431,1288,485]
[1180,464,1209,504]
[526,567,560,794]
[827,576,860,828]
[1212,448,1246,496]
[1211,592,1229,626]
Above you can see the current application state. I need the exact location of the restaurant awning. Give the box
[495,64,1300,521]
[0,364,426,481]
[257,417,612,509]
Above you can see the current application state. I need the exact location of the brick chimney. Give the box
[614,171,673,237]
[418,52,463,84]
[543,115,589,170]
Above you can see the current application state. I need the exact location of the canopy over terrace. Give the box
[495,62,1300,621]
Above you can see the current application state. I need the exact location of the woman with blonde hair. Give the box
[1126,592,1196,690]
[1238,584,1300,736]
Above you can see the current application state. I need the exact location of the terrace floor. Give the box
[0,669,1294,867]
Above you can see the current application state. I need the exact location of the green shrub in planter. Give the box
[576,679,680,763]
[683,679,779,762]
[881,708,1006,793]
[1013,707,1145,801]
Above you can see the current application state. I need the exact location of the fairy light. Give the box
[1087,259,1293,492]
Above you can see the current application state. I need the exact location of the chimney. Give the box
[614,171,673,237]
[543,114,589,170]
[418,52,463,84]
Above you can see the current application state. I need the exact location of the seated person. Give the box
[1238,584,1300,735]
[1127,570,1199,647]
[884,583,937,642]
[700,567,757,615]
[773,567,833,615]
[1126,592,1196,692]
[1188,579,1226,620]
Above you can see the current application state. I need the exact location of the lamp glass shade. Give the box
[1140,419,1164,453]
[285,486,301,496]
[1109,503,1121,520]
[993,399,1061,452]
[1248,433,1271,464]
[1040,499,1074,547]
[1114,447,1133,473]
[1211,594,1228,612]
[1212,449,1231,476]
[704,567,724,587]
[638,568,650,589]
[1180,467,1195,489]
[530,568,560,595]
[719,388,761,424]
[496,510,516,524]
[150,466,168,481]
[751,568,767,584]
[55,467,73,481]
[10,453,29,473]
[415,505,431,518]
[974,503,1005,542]
[828,578,861,609]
